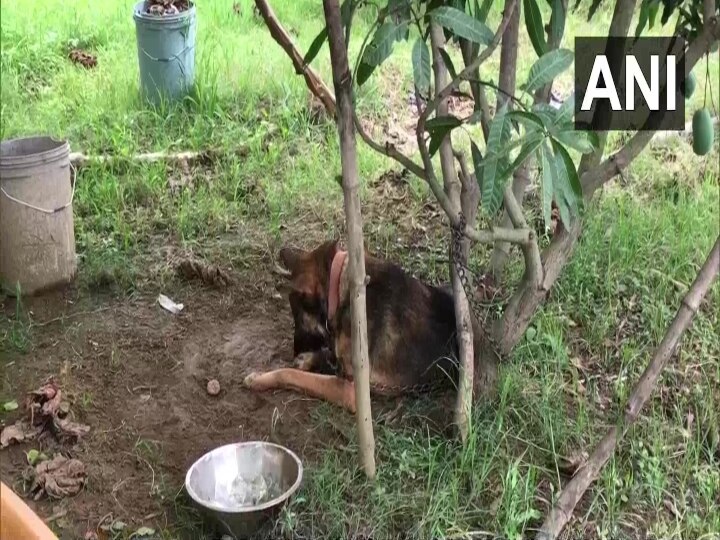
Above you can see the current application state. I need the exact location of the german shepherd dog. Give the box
[243,240,495,413]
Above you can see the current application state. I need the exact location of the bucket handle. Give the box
[0,163,76,214]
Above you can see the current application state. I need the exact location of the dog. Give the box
[243,240,496,413]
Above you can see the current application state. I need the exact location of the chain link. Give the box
[365,213,504,396]
[450,212,505,363]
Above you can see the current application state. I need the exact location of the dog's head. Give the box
[276,240,339,356]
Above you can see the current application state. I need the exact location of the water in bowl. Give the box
[212,473,284,508]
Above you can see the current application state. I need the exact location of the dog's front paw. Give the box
[243,372,260,388]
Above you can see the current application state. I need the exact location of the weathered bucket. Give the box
[0,136,76,296]
[133,1,197,104]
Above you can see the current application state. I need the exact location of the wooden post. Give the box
[322,0,376,478]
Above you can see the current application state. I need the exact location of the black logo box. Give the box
[574,37,687,132]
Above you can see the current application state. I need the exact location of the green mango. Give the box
[692,108,714,156]
[682,71,696,99]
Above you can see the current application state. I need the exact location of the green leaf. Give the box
[523,0,547,57]
[587,0,604,22]
[475,0,494,22]
[555,94,575,127]
[356,61,376,86]
[431,6,494,45]
[363,22,406,66]
[554,166,573,228]
[482,104,513,214]
[540,142,555,230]
[26,449,40,465]
[636,0,651,36]
[523,48,574,93]
[438,48,458,79]
[3,400,18,411]
[426,115,462,156]
[648,0,660,27]
[412,38,431,95]
[506,132,545,172]
[549,0,566,45]
[506,110,545,132]
[304,28,327,66]
[426,115,463,130]
[553,130,598,154]
[552,139,583,205]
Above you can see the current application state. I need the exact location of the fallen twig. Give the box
[537,235,720,540]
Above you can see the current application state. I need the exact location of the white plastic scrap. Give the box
[157,294,184,315]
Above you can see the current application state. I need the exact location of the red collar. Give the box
[327,250,347,320]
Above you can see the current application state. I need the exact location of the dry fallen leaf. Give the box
[32,456,86,500]
[55,417,91,441]
[1,420,42,448]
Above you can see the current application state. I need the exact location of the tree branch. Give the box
[538,236,720,540]
[503,185,543,289]
[254,0,337,118]
[323,0,375,479]
[352,109,427,180]
[419,0,518,128]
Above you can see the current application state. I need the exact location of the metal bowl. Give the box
[185,441,303,539]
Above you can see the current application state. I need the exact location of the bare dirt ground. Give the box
[1,273,333,539]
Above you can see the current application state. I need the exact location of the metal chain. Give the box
[450,212,505,362]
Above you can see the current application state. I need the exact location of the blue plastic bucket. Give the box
[133,1,197,104]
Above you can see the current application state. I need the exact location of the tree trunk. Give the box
[322,0,375,478]
[489,0,524,278]
[538,236,720,540]
[429,23,476,442]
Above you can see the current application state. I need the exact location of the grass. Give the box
[1,0,719,539]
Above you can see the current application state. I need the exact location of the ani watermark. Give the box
[575,37,687,131]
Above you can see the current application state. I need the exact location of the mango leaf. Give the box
[553,130,598,154]
[357,22,406,86]
[636,0,652,36]
[356,62,375,86]
[506,110,545,132]
[549,0,566,45]
[554,93,575,127]
[587,0,604,21]
[475,0,494,22]
[540,142,556,230]
[523,49,574,94]
[553,152,573,227]
[412,38,431,95]
[506,131,545,173]
[648,0,660,27]
[438,48,458,79]
[661,0,679,25]
[551,139,583,205]
[304,28,328,66]
[482,104,513,214]
[426,115,462,156]
[363,22,406,66]
[431,6,493,45]
[523,0,547,57]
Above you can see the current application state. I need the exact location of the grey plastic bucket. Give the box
[0,136,77,295]
[133,1,197,104]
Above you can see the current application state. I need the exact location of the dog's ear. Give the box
[279,247,306,275]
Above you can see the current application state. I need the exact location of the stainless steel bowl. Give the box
[185,441,303,539]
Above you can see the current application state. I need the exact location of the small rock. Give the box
[207,379,221,396]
